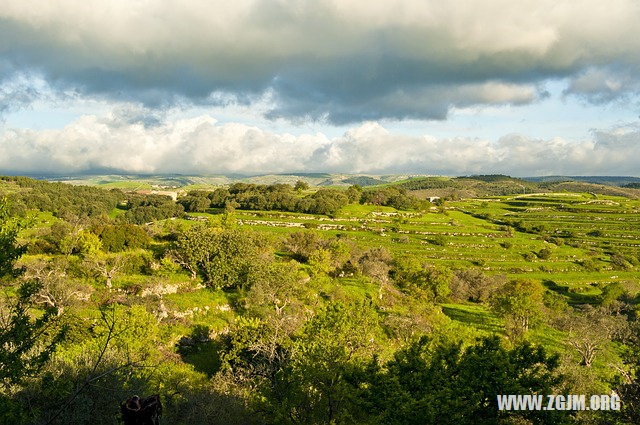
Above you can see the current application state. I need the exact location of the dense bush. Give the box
[449,269,505,303]
[119,194,184,224]
[2,176,121,217]
[184,184,351,215]
[92,223,150,252]
[360,186,421,210]
[170,226,272,289]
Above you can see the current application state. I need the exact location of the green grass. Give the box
[164,288,231,312]
[441,303,568,353]
[441,303,504,336]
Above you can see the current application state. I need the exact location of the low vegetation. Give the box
[1,175,639,424]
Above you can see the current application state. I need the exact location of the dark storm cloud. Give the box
[1,1,640,123]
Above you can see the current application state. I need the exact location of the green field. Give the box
[2,175,639,423]
[174,192,640,304]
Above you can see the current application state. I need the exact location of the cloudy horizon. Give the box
[2,1,640,176]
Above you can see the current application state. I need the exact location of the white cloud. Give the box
[1,111,639,176]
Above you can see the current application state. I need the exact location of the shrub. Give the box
[431,234,447,246]
[537,248,552,260]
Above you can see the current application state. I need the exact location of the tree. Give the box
[617,322,640,423]
[308,248,332,276]
[0,282,65,389]
[345,185,363,203]
[76,230,103,257]
[169,225,211,279]
[245,261,306,321]
[200,230,271,290]
[356,336,564,425]
[490,278,545,340]
[179,192,211,213]
[56,215,89,257]
[1,199,65,390]
[556,305,627,368]
[93,223,150,252]
[294,180,309,191]
[537,248,552,260]
[450,269,504,303]
[84,254,128,289]
[283,231,321,262]
[22,258,85,317]
[355,247,392,299]
[0,198,26,279]
[170,226,272,289]
[392,257,451,301]
[287,302,380,424]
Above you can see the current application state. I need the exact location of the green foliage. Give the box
[537,247,553,260]
[449,269,504,303]
[360,186,421,210]
[119,194,184,224]
[308,248,333,276]
[76,230,103,256]
[203,183,350,215]
[600,282,627,306]
[244,261,306,319]
[490,278,545,340]
[294,180,309,191]
[308,240,352,276]
[1,176,121,218]
[171,226,272,289]
[345,184,363,202]
[2,179,639,424]
[92,304,158,360]
[179,191,211,212]
[223,302,383,424]
[431,234,448,246]
[0,198,26,278]
[579,257,603,271]
[392,257,452,301]
[92,223,151,252]
[154,257,181,277]
[0,282,65,387]
[356,335,564,424]
[284,231,322,262]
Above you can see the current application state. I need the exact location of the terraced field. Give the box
[180,192,639,304]
[4,175,638,422]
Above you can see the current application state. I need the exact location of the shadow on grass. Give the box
[441,304,503,335]
[542,279,599,305]
[178,339,225,377]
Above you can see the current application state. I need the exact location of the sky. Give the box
[1,0,640,176]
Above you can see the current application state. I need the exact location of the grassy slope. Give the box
[8,176,638,386]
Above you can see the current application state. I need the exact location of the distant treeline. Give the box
[178,183,424,215]
[1,176,183,224]
[0,177,424,222]
[394,175,543,195]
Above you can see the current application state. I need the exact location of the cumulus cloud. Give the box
[1,111,639,176]
[564,66,640,103]
[2,0,640,122]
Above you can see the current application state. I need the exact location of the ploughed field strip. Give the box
[182,192,640,300]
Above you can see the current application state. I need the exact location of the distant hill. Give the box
[388,174,640,199]
[23,173,418,189]
[524,176,640,187]
[6,173,640,199]
[339,176,386,186]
